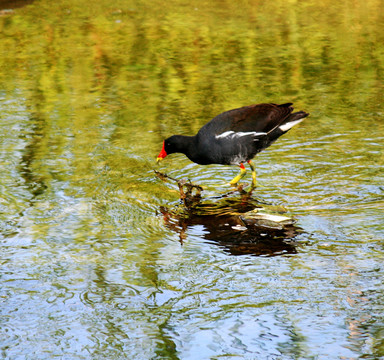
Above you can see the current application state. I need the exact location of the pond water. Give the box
[1,0,384,359]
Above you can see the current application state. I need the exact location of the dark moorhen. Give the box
[157,103,309,187]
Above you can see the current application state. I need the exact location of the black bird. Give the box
[157,103,309,187]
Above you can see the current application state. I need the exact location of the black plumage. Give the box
[157,103,308,187]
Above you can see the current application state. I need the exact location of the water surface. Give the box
[1,0,384,359]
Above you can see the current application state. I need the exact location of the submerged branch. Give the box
[154,170,203,208]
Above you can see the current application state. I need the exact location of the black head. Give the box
[164,135,184,156]
[157,135,188,162]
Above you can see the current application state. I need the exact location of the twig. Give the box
[154,170,203,208]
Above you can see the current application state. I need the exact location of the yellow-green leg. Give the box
[248,160,257,188]
[229,163,247,186]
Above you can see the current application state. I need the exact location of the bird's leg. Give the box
[247,160,257,188]
[229,163,247,186]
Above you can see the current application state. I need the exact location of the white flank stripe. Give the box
[216,131,267,139]
[215,131,234,138]
[279,119,303,132]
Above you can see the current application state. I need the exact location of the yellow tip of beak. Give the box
[156,157,163,164]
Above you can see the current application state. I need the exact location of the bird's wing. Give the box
[199,103,293,138]
[226,103,293,133]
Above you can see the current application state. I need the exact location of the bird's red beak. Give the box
[156,141,167,163]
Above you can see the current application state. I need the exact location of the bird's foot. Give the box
[247,179,265,190]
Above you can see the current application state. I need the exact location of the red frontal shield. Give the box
[157,141,167,162]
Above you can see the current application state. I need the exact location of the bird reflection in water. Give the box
[157,174,302,257]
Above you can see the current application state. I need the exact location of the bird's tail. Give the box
[267,110,309,142]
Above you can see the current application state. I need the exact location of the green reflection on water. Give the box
[0,0,384,359]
